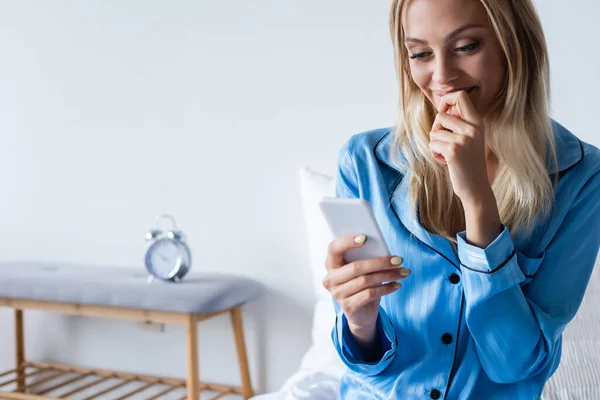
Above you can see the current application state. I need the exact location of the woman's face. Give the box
[402,0,507,116]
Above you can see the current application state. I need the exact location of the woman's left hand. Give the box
[428,90,491,203]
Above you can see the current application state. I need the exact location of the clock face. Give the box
[146,238,181,279]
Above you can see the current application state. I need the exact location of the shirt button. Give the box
[441,333,453,344]
[430,389,441,399]
[449,273,460,284]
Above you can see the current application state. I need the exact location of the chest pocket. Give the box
[516,250,545,287]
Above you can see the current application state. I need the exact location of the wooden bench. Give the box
[0,262,265,400]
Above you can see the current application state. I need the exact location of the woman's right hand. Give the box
[322,234,410,344]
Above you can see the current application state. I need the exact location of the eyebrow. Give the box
[405,23,485,45]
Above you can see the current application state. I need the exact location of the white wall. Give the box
[0,0,597,396]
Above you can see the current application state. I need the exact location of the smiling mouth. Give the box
[433,86,478,97]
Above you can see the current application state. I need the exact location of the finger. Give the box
[343,282,401,314]
[439,91,480,126]
[430,129,464,145]
[438,100,460,119]
[335,268,410,299]
[325,234,368,270]
[429,140,454,164]
[428,131,449,164]
[432,111,469,135]
[432,152,447,165]
[327,256,405,287]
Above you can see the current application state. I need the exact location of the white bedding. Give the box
[251,370,340,400]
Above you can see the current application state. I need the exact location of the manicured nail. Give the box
[354,235,366,244]
[400,268,411,277]
[390,256,403,266]
[393,282,402,289]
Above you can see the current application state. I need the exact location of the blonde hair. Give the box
[389,0,558,242]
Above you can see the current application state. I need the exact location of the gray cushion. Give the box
[0,262,265,313]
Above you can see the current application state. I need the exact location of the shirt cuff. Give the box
[457,226,526,304]
[457,225,515,273]
[342,313,392,360]
[332,306,397,376]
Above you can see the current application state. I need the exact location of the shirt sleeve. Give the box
[330,139,398,376]
[456,171,600,384]
[332,302,397,375]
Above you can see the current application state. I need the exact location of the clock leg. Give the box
[185,314,199,400]
[15,309,25,392]
[231,307,254,399]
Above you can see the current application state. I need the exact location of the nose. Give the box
[432,55,459,86]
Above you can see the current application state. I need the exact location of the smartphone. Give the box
[318,197,390,263]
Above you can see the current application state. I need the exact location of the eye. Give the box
[456,40,480,54]
[409,52,432,61]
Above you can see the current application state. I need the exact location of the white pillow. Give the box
[295,166,346,373]
[298,167,336,304]
[251,167,344,400]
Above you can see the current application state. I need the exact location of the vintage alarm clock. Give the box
[144,214,191,283]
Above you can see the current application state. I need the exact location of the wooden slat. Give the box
[79,379,133,400]
[55,376,109,398]
[0,392,61,400]
[209,390,235,400]
[35,372,92,395]
[23,368,51,379]
[22,371,68,390]
[21,362,245,394]
[24,362,182,387]
[113,380,157,400]
[198,382,243,394]
[0,366,246,399]
[144,384,183,400]
[0,298,189,324]
[0,368,17,379]
[0,368,49,388]
[0,377,15,389]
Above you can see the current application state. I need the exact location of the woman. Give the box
[322,0,600,399]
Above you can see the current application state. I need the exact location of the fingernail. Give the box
[390,256,403,265]
[400,268,411,277]
[393,282,402,289]
[354,235,366,244]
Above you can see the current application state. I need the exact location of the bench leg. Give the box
[185,314,199,400]
[15,309,25,392]
[230,307,254,399]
